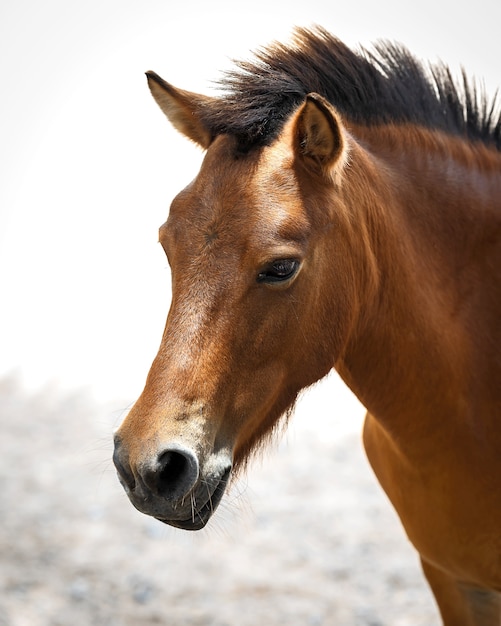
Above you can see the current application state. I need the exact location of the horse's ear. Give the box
[293,93,346,175]
[146,71,213,149]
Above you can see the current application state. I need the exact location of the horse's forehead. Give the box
[196,137,292,196]
[175,137,299,224]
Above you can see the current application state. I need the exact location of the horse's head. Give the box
[113,72,363,530]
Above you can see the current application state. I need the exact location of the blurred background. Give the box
[0,1,498,624]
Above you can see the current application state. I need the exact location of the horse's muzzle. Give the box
[113,437,232,530]
[157,466,231,530]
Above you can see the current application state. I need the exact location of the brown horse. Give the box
[113,27,501,624]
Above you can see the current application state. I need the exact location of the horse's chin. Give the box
[158,516,210,531]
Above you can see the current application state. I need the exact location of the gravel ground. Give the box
[0,375,439,625]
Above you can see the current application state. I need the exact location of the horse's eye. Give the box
[257,259,300,284]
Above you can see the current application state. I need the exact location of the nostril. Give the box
[113,444,136,491]
[157,450,188,494]
[143,446,199,501]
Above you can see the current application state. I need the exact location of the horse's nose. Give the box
[113,436,199,502]
[141,445,199,500]
[113,437,136,491]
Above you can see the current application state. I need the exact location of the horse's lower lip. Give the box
[156,467,231,531]
[162,516,208,531]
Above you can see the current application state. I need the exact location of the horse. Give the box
[113,27,501,624]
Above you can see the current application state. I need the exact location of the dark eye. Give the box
[257,259,300,284]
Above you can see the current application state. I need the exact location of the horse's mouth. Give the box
[156,467,231,531]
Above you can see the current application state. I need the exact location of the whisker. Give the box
[190,492,196,524]
[206,481,214,515]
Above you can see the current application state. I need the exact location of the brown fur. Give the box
[115,30,501,625]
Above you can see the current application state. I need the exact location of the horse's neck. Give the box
[338,126,501,452]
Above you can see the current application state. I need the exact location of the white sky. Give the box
[1,0,499,427]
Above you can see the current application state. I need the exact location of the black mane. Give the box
[197,27,501,151]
